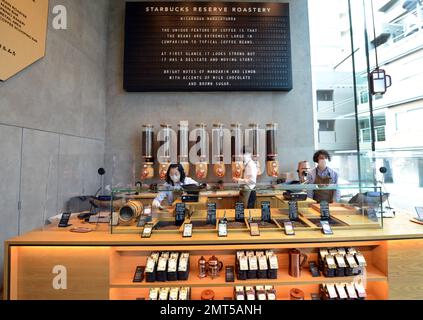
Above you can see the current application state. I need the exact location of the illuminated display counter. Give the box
[4,184,423,300]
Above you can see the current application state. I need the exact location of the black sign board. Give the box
[320,201,330,220]
[175,203,186,226]
[261,201,271,222]
[235,202,245,222]
[207,202,217,225]
[124,2,292,91]
[288,201,298,221]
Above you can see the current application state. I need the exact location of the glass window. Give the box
[318,120,336,132]
[316,90,334,101]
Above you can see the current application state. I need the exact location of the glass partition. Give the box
[109,184,384,234]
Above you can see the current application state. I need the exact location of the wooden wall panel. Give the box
[13,246,109,300]
[388,240,423,299]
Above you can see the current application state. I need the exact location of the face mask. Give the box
[318,159,328,169]
[171,174,181,183]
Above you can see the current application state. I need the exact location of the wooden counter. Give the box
[4,211,423,300]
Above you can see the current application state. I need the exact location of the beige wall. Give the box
[0,0,110,287]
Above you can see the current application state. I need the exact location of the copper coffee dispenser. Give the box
[231,123,244,179]
[289,249,308,278]
[249,123,264,176]
[158,124,172,180]
[178,121,190,175]
[141,124,154,180]
[212,123,226,178]
[266,123,279,177]
[195,123,208,180]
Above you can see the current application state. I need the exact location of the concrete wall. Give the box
[0,0,110,287]
[105,0,315,187]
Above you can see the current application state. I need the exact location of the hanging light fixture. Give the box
[369,0,393,95]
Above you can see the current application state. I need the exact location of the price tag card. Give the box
[175,203,186,225]
[207,203,217,225]
[261,201,271,222]
[183,223,193,238]
[284,221,295,235]
[235,202,245,222]
[218,221,228,237]
[321,221,333,235]
[250,223,260,236]
[320,201,330,219]
[288,201,298,220]
[141,223,153,238]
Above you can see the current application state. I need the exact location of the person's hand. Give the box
[152,199,161,209]
[233,177,240,183]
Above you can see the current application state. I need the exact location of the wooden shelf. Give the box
[109,283,386,300]
[110,264,386,288]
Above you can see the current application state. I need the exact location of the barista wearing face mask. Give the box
[152,164,198,209]
[306,150,340,203]
[233,147,258,208]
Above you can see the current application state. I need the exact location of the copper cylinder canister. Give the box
[195,123,208,179]
[141,124,154,180]
[212,123,226,178]
[158,124,172,181]
[231,123,244,179]
[249,123,263,176]
[178,121,190,175]
[266,123,279,177]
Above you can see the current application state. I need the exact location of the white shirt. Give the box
[154,177,198,205]
[238,158,257,190]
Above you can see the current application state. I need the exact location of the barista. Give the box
[152,164,198,209]
[233,147,258,208]
[306,150,340,203]
[297,160,311,183]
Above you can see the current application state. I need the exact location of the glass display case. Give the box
[109,183,384,234]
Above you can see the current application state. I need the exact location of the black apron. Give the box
[313,174,335,204]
